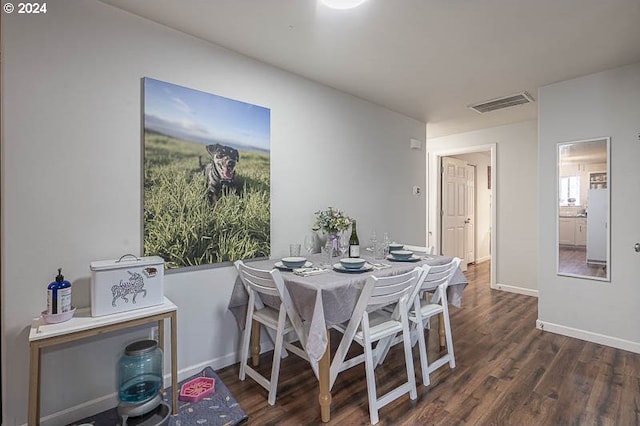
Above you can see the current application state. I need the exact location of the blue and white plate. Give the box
[386,254,421,262]
[275,261,313,270]
[333,263,374,273]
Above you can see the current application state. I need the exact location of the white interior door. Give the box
[441,157,468,271]
[466,164,476,265]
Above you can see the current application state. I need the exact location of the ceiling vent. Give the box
[468,91,534,113]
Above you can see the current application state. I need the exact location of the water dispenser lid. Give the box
[125,339,158,356]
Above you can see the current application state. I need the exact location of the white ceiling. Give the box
[99,0,640,138]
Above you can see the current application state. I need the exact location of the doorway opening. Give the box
[428,144,496,288]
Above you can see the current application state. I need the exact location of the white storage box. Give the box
[90,254,165,317]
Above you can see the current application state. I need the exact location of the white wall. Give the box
[427,120,538,293]
[451,152,492,263]
[1,1,426,424]
[538,62,640,350]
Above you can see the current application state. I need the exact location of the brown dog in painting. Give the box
[204,143,240,203]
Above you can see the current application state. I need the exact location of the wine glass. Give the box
[304,233,316,255]
[338,234,349,257]
[382,232,390,256]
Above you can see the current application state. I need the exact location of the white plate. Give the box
[333,263,374,273]
[275,261,312,270]
[386,254,421,262]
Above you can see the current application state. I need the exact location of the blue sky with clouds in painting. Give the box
[143,78,270,152]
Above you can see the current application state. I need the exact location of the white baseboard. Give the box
[492,282,539,297]
[38,393,119,426]
[536,319,640,354]
[474,255,491,264]
[35,350,242,426]
[175,351,239,381]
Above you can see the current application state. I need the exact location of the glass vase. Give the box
[327,233,340,257]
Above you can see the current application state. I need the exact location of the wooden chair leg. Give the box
[251,319,261,366]
[319,329,332,422]
[438,313,446,349]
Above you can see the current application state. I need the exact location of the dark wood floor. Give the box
[558,246,607,279]
[218,261,640,425]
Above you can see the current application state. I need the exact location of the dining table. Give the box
[227,251,468,422]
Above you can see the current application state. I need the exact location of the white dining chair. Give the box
[408,257,461,386]
[235,260,309,405]
[329,267,423,424]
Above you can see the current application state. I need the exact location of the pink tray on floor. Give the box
[179,376,216,402]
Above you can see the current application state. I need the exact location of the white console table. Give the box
[28,296,178,425]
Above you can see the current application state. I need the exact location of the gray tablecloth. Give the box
[227,253,468,363]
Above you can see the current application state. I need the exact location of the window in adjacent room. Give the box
[559,175,580,206]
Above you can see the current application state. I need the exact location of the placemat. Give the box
[69,366,247,426]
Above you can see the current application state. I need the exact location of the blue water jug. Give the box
[118,340,163,404]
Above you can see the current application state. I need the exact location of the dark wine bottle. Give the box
[348,220,360,258]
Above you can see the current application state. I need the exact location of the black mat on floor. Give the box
[69,367,248,426]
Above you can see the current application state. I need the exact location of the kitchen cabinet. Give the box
[559,217,587,246]
[575,218,587,246]
[559,217,575,245]
[589,171,607,189]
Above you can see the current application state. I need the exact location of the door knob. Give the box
[464,218,471,224]
[635,243,640,253]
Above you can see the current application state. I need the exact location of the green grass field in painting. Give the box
[143,133,270,269]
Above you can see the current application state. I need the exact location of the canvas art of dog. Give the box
[204,143,240,203]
